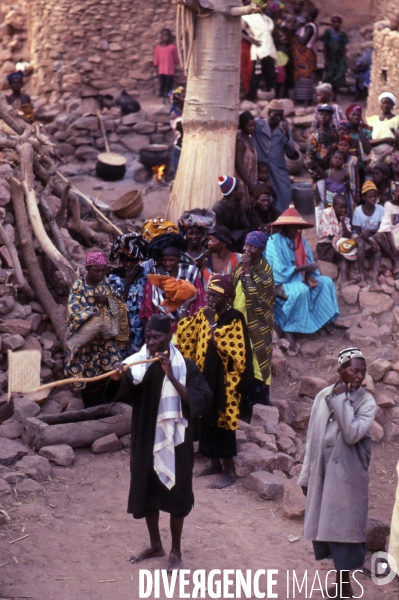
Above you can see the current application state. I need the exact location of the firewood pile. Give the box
[0,94,136,398]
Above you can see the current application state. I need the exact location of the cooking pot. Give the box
[139,144,169,169]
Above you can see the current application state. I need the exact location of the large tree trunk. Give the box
[167,1,251,224]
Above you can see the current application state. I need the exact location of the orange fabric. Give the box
[148,275,197,313]
[142,218,179,242]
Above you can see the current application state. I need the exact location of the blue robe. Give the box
[253,118,296,213]
[265,233,339,333]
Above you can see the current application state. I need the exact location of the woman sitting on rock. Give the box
[266,208,339,352]
[367,92,399,165]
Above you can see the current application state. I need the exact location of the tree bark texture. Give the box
[167,1,242,223]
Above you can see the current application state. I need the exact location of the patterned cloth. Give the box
[338,347,365,366]
[109,266,148,355]
[85,251,108,266]
[321,29,349,89]
[266,233,339,333]
[306,128,339,182]
[142,218,179,242]
[202,252,242,288]
[65,277,129,389]
[233,257,275,383]
[317,206,351,242]
[126,343,187,490]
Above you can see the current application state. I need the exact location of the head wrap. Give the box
[331,14,343,21]
[362,181,378,195]
[85,251,108,267]
[7,71,23,83]
[252,183,272,199]
[207,274,235,298]
[147,275,197,314]
[160,246,182,257]
[373,162,391,177]
[146,314,172,334]
[318,104,334,113]
[345,103,362,120]
[169,86,184,113]
[245,231,268,250]
[207,226,233,248]
[238,110,254,131]
[379,92,397,108]
[146,233,187,260]
[142,218,179,242]
[268,207,314,229]
[109,232,147,262]
[270,1,284,12]
[338,347,365,367]
[338,135,352,146]
[268,99,285,111]
[338,120,352,132]
[316,82,333,95]
[178,208,215,232]
[218,175,237,196]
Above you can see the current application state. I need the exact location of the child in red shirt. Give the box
[153,29,179,99]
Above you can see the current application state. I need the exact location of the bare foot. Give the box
[196,461,222,477]
[166,549,182,575]
[282,331,297,352]
[210,472,236,489]
[130,546,166,564]
[358,277,367,288]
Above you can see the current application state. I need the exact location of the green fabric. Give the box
[233,257,275,383]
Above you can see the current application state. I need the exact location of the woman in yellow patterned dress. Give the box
[176,274,254,489]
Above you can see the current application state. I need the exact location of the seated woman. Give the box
[139,232,205,332]
[108,233,149,356]
[374,183,399,277]
[6,71,33,121]
[316,194,356,291]
[65,251,129,408]
[250,184,281,233]
[372,162,394,204]
[201,226,242,288]
[352,181,383,290]
[266,208,339,351]
[178,208,215,262]
[367,92,399,165]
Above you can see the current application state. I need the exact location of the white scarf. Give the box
[125,343,188,490]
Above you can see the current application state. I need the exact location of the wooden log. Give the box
[0,220,34,299]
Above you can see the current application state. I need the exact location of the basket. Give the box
[111,190,143,219]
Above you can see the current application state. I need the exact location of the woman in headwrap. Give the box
[201,226,242,289]
[249,184,281,232]
[108,233,149,356]
[266,208,339,351]
[311,82,344,130]
[320,15,349,97]
[367,92,399,165]
[290,7,319,106]
[65,251,129,408]
[372,162,394,204]
[235,111,258,221]
[139,224,205,332]
[177,274,254,489]
[169,86,185,173]
[233,232,275,408]
[178,208,215,262]
[6,71,33,122]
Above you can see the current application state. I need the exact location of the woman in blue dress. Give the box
[109,233,149,356]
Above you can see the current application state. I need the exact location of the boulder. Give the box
[299,341,326,359]
[275,423,297,440]
[270,398,293,425]
[0,420,22,439]
[244,470,286,500]
[366,518,390,552]
[91,433,122,454]
[375,406,385,427]
[0,319,31,336]
[385,407,399,423]
[271,347,288,377]
[0,438,28,466]
[345,326,378,347]
[362,374,375,394]
[0,295,14,314]
[40,399,63,415]
[289,464,303,477]
[334,314,364,329]
[120,434,131,448]
[234,447,279,477]
[276,435,296,455]
[298,376,328,398]
[246,426,272,448]
[283,476,306,519]
[375,393,395,409]
[251,404,279,428]
[2,334,25,352]
[1,469,25,484]
[278,452,295,473]
[13,397,41,423]
[317,260,338,281]
[377,311,396,332]
[132,121,156,134]
[384,421,399,443]
[370,421,384,443]
[359,291,393,315]
[368,359,392,382]
[236,429,247,444]
[383,371,399,386]
[121,133,149,153]
[16,455,52,482]
[0,478,11,496]
[379,325,392,344]
[16,478,44,495]
[39,444,75,466]
[289,401,312,430]
[342,284,360,305]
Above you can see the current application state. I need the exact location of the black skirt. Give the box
[198,420,237,459]
[312,541,366,571]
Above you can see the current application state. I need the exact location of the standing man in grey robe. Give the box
[252,98,296,212]
[298,347,376,599]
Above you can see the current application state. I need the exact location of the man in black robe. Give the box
[105,314,212,573]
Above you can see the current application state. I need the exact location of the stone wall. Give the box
[28,0,184,104]
[0,1,30,90]
[367,21,399,117]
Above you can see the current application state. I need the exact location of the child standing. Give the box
[153,29,179,100]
